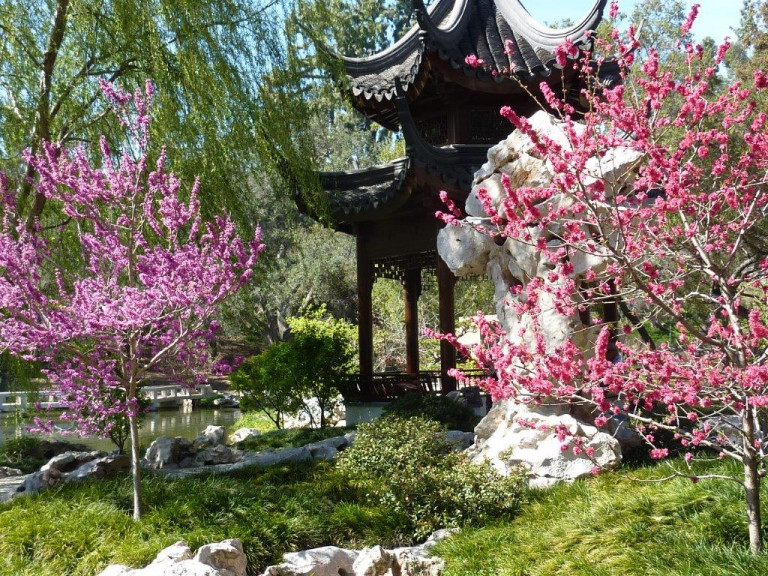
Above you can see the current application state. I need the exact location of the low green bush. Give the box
[382,393,479,432]
[338,415,524,538]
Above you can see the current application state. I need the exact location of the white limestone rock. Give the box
[194,425,227,450]
[229,428,261,445]
[261,546,359,576]
[97,540,245,576]
[195,444,242,466]
[436,224,493,276]
[353,546,394,576]
[468,399,622,487]
[16,451,127,497]
[143,436,195,470]
[151,542,193,564]
[194,539,247,576]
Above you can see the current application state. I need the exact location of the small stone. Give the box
[0,466,22,478]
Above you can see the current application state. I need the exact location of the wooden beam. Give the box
[437,255,457,392]
[356,228,374,393]
[404,268,422,375]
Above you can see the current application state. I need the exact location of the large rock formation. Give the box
[438,111,641,485]
[468,400,621,488]
[16,451,128,496]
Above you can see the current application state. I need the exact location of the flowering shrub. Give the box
[0,82,263,519]
[437,3,768,553]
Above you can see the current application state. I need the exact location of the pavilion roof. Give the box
[339,0,606,111]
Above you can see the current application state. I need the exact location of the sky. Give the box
[525,0,743,42]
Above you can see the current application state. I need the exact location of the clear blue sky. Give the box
[525,1,743,42]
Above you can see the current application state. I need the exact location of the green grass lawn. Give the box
[4,447,768,576]
[230,411,278,433]
[0,462,409,576]
[435,459,768,576]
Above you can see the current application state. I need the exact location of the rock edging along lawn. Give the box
[97,529,456,576]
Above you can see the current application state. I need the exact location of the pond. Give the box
[0,407,243,452]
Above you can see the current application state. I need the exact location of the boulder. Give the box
[151,542,193,564]
[194,425,227,450]
[66,454,129,481]
[261,546,358,576]
[468,399,622,487]
[17,452,128,496]
[97,540,246,576]
[194,539,247,576]
[143,436,195,470]
[195,445,242,466]
[0,466,22,478]
[352,546,394,576]
[229,428,261,445]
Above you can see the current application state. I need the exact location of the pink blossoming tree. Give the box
[0,81,263,520]
[439,4,768,553]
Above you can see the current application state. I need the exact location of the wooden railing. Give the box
[339,370,489,402]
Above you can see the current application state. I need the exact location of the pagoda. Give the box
[314,0,609,401]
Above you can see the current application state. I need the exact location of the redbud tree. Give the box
[440,4,768,553]
[0,82,263,520]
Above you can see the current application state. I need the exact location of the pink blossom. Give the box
[465,54,485,69]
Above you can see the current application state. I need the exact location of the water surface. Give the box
[0,408,242,452]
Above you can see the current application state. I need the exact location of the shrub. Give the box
[338,416,524,538]
[232,307,355,428]
[383,393,479,432]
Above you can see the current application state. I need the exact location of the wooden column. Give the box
[437,255,457,392]
[404,268,422,375]
[356,228,374,394]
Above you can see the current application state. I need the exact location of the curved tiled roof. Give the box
[318,158,412,219]
[340,0,607,103]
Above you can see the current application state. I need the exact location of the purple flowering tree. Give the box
[0,81,263,519]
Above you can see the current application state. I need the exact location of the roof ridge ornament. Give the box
[412,0,472,52]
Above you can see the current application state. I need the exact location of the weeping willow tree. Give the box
[0,0,321,228]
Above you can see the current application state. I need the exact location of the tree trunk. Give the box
[128,409,143,521]
[743,409,763,553]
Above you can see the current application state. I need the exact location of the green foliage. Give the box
[232,308,355,428]
[435,458,768,576]
[0,462,411,576]
[338,416,524,538]
[236,426,354,452]
[231,343,305,429]
[383,393,479,432]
